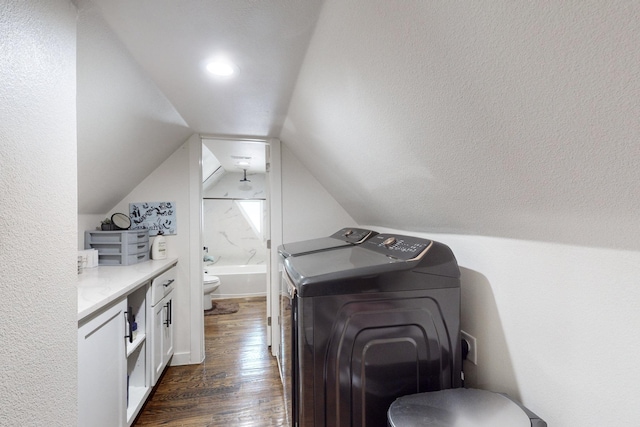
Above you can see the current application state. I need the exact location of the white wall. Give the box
[280,1,640,425]
[110,134,203,365]
[367,227,640,425]
[281,144,356,243]
[78,214,106,249]
[76,0,191,215]
[282,0,640,251]
[0,1,77,425]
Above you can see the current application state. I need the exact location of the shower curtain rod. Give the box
[203,197,266,201]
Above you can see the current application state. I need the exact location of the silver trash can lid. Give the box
[388,388,542,427]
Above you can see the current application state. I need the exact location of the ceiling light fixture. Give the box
[206,60,236,77]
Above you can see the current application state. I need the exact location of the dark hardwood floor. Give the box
[133,297,286,426]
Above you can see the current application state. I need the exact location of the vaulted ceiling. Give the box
[282,1,640,250]
[77,1,640,251]
[76,0,323,214]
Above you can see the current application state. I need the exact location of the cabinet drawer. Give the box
[86,230,149,244]
[89,242,148,255]
[125,232,150,244]
[151,266,176,306]
[128,241,149,255]
[99,252,149,266]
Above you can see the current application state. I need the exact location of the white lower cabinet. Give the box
[161,289,175,365]
[150,267,176,385]
[78,281,156,427]
[151,288,175,385]
[78,299,127,427]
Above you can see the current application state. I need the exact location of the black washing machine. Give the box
[282,233,462,427]
[277,228,378,425]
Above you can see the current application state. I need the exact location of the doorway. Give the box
[199,136,282,350]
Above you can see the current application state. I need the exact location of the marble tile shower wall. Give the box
[203,199,266,266]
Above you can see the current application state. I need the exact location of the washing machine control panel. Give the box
[330,227,378,244]
[363,234,432,261]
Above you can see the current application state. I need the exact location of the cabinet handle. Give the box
[163,279,175,287]
[124,310,133,343]
[164,300,172,327]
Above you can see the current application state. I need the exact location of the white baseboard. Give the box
[170,351,203,366]
[212,292,267,299]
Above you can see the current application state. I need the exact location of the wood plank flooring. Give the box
[133,297,286,426]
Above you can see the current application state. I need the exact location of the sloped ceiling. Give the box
[281,1,640,250]
[77,0,640,250]
[77,0,323,214]
[77,0,192,214]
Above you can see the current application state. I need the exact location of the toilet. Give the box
[387,388,547,427]
[203,270,220,310]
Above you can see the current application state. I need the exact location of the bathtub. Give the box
[203,264,267,299]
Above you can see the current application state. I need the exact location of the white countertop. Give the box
[77,257,178,322]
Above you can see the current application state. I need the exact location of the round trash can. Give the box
[387,388,547,427]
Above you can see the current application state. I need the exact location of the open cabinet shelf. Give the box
[126,333,146,357]
[126,283,151,426]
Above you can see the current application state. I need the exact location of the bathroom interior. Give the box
[201,138,268,309]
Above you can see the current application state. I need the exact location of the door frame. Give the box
[194,135,282,354]
[266,138,282,355]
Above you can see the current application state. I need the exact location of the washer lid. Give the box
[278,237,353,258]
[277,227,377,258]
[284,245,409,297]
[388,389,537,427]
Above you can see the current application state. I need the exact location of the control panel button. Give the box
[383,237,397,247]
[364,234,432,261]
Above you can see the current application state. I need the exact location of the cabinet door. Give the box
[78,299,126,427]
[151,289,175,386]
[162,289,175,365]
[151,299,165,386]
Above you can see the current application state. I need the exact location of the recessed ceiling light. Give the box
[206,60,236,77]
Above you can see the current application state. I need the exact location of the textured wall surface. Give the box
[0,1,78,425]
[281,144,356,243]
[282,1,640,425]
[283,0,640,251]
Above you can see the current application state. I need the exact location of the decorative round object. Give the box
[111,213,131,230]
